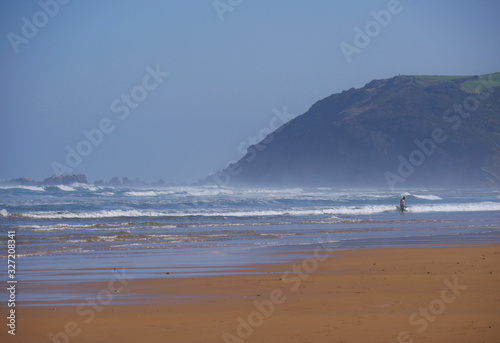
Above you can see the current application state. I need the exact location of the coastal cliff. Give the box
[207,73,500,188]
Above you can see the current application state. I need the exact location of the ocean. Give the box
[1,185,499,304]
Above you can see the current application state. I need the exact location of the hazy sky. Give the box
[1,0,499,184]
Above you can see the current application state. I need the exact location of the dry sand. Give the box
[3,244,500,343]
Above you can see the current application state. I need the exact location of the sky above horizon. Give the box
[1,0,500,184]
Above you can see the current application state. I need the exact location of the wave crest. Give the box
[413,194,443,201]
[12,201,500,220]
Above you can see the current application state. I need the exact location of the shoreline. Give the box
[16,232,500,306]
[3,244,499,342]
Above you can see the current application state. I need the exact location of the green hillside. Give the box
[460,72,500,93]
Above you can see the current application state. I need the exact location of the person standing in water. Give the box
[400,196,406,212]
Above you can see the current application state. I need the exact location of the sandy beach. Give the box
[4,244,500,343]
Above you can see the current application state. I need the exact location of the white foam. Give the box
[0,185,45,192]
[413,194,443,201]
[66,239,88,244]
[14,200,500,220]
[55,185,75,191]
[23,223,124,232]
[19,209,167,219]
[73,183,99,192]
[123,187,232,197]
[15,207,381,219]
[31,224,76,231]
[323,205,393,215]
[0,209,8,217]
[409,202,500,213]
[182,187,234,197]
[125,191,162,197]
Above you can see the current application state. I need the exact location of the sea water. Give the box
[1,185,499,303]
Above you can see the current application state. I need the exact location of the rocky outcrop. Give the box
[42,174,88,185]
[8,176,37,186]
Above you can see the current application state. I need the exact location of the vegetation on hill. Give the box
[206,72,500,188]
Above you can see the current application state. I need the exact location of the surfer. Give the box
[400,196,406,212]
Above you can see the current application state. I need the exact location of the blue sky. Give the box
[1,0,499,184]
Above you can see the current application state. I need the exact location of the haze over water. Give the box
[1,184,499,304]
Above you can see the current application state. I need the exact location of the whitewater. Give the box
[1,185,499,301]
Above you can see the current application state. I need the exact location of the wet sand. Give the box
[3,244,500,343]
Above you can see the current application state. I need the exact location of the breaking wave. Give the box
[409,202,500,213]
[413,194,443,201]
[11,201,500,220]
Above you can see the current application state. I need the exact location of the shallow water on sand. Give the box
[1,186,499,303]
